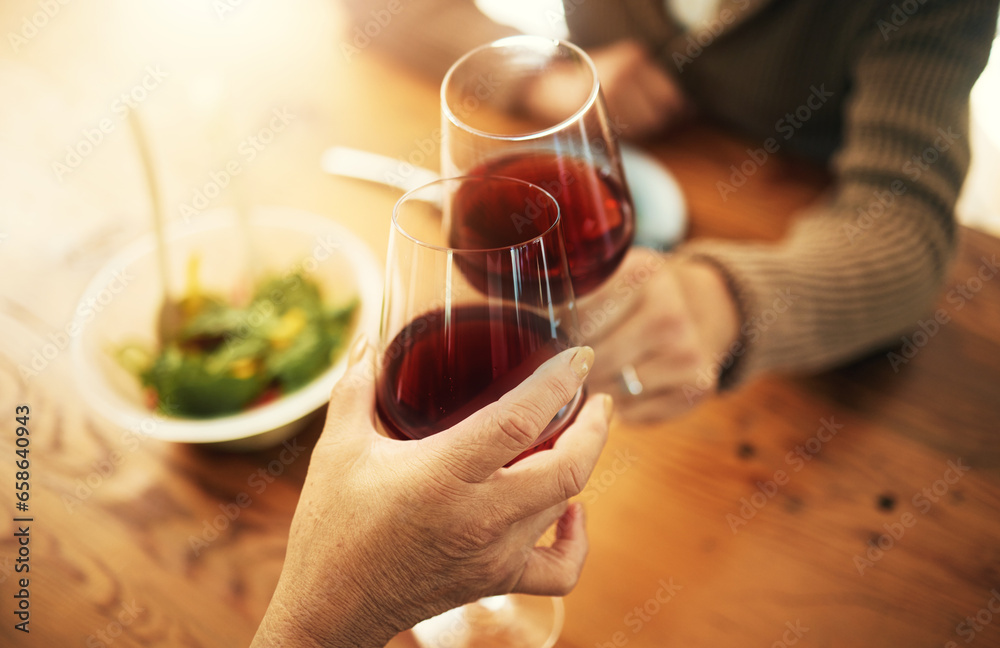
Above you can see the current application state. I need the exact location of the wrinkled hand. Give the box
[589,40,694,140]
[522,39,692,141]
[252,339,611,648]
[578,248,740,422]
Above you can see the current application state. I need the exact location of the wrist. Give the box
[673,258,742,374]
[253,597,324,648]
[253,578,396,648]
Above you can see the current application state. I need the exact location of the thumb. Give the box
[324,334,377,435]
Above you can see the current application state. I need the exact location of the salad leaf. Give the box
[118,270,357,419]
[142,345,270,417]
[265,323,335,390]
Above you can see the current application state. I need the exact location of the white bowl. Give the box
[71,206,383,451]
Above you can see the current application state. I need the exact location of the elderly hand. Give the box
[588,40,694,140]
[522,39,692,141]
[252,338,611,648]
[577,248,740,422]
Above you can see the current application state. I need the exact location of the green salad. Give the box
[117,266,357,419]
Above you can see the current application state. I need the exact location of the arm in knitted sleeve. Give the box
[679,0,998,386]
[338,0,517,78]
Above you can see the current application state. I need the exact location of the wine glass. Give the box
[441,35,636,297]
[376,176,580,647]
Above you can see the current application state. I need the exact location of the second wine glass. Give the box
[441,35,636,297]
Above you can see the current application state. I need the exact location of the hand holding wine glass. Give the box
[376,175,599,644]
[252,337,611,648]
[523,39,694,141]
[579,248,741,422]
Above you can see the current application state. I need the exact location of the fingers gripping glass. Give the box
[376,177,580,646]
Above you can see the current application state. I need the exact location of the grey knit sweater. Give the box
[341,0,999,385]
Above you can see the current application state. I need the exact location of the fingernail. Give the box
[570,346,594,379]
[603,394,614,423]
[348,334,368,365]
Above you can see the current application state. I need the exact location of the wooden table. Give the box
[2,2,998,646]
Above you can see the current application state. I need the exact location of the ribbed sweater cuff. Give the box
[676,196,953,388]
[677,240,797,388]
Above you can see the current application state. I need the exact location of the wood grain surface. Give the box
[1,2,998,647]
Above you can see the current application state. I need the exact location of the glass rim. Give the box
[441,35,601,143]
[391,175,563,254]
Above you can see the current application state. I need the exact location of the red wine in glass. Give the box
[376,303,581,464]
[463,152,633,296]
[378,176,582,466]
[446,172,571,303]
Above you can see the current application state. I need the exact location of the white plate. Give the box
[620,143,688,250]
[71,206,383,451]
